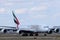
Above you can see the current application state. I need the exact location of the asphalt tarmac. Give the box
[0,33,60,40]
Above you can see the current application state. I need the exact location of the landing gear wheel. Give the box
[29,33,33,36]
[44,34,47,36]
[22,33,28,36]
[35,33,38,36]
[25,33,28,36]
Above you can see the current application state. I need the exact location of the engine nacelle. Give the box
[3,29,7,33]
[47,30,52,34]
[1,29,7,33]
[19,30,22,34]
[54,28,59,33]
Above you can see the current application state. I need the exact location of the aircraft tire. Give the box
[44,34,47,36]
[25,33,28,36]
[29,33,33,36]
[35,33,38,36]
[22,33,28,36]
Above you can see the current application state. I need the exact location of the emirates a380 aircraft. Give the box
[0,11,59,36]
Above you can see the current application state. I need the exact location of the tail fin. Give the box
[12,11,20,29]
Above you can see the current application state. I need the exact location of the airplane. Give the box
[0,11,59,36]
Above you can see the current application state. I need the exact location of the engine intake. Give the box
[3,30,7,33]
[47,30,52,34]
[54,28,59,33]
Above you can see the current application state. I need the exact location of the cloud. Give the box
[15,3,48,14]
[48,0,60,9]
[7,0,24,2]
[15,8,28,14]
[0,0,14,6]
[52,13,60,19]
[30,5,48,12]
[30,14,48,19]
[0,8,6,13]
[0,0,6,3]
[4,2,14,6]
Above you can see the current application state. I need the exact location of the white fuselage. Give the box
[17,25,51,33]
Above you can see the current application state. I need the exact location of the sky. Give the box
[0,0,60,27]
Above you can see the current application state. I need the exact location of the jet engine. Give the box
[19,30,21,34]
[1,29,7,33]
[54,28,59,33]
[47,30,52,34]
[3,29,7,33]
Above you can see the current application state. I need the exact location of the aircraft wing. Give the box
[0,26,16,29]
